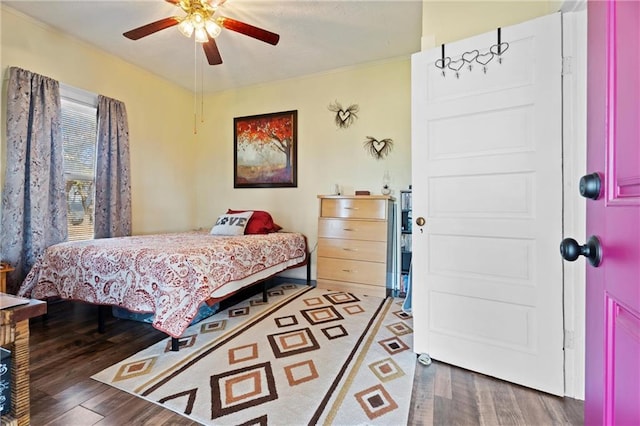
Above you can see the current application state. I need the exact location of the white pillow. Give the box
[210,211,254,236]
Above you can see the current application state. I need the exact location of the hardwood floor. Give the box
[408,357,584,425]
[25,297,584,425]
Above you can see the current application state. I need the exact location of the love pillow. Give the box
[210,211,254,236]
[226,209,282,234]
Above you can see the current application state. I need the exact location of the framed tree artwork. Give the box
[234,110,298,188]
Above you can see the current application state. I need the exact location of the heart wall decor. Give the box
[363,136,393,160]
[328,101,359,129]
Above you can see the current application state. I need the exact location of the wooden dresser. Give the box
[316,195,395,297]
[1,297,46,426]
[0,263,15,294]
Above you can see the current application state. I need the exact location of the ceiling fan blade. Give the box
[123,17,180,40]
[218,16,280,46]
[202,38,223,65]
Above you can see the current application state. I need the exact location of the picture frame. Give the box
[234,110,298,188]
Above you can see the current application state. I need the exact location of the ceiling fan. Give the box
[123,0,280,65]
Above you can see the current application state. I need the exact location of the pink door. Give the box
[581,0,640,424]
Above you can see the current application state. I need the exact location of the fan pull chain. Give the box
[193,37,198,134]
[201,49,205,123]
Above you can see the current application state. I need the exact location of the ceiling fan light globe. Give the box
[192,11,205,27]
[205,20,222,38]
[178,19,194,37]
[194,27,209,43]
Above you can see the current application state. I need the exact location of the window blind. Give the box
[61,98,97,241]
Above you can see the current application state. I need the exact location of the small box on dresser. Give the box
[316,195,395,298]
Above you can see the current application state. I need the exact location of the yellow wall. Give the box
[421,0,561,48]
[1,6,196,234]
[193,60,412,278]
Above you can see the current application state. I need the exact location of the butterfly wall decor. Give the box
[363,136,393,160]
[328,101,359,128]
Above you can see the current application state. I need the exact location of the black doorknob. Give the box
[579,173,602,200]
[560,236,602,267]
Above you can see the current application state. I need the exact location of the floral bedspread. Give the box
[18,231,307,337]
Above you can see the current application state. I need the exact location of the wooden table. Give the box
[1,296,46,426]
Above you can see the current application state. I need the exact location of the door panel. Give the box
[412,13,564,395]
[428,105,535,159]
[429,234,534,286]
[429,292,535,350]
[429,172,535,218]
[608,0,640,202]
[607,298,640,426]
[585,0,640,423]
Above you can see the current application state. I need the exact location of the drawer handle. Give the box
[344,207,360,210]
[343,228,356,232]
[343,248,357,252]
[342,269,355,273]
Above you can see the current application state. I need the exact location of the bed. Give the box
[17,230,308,342]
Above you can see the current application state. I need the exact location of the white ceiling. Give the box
[4,0,423,93]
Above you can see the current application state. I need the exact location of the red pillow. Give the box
[226,210,282,234]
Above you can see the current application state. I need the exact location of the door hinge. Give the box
[564,330,575,349]
[562,56,573,75]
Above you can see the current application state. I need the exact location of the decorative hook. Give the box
[434,27,509,76]
[475,52,494,74]
[462,50,479,71]
[434,44,450,77]
[490,27,509,64]
[447,58,465,79]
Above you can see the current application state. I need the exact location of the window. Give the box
[60,86,98,241]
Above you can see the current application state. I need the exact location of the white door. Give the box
[411,13,564,395]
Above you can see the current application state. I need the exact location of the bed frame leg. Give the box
[306,256,311,285]
[262,281,268,303]
[98,305,108,333]
[171,337,180,352]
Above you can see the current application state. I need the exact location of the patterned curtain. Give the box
[94,95,131,238]
[0,67,67,294]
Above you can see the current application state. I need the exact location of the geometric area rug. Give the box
[92,283,416,425]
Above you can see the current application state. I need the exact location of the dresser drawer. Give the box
[321,198,387,220]
[317,257,386,286]
[318,218,387,241]
[318,238,386,263]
